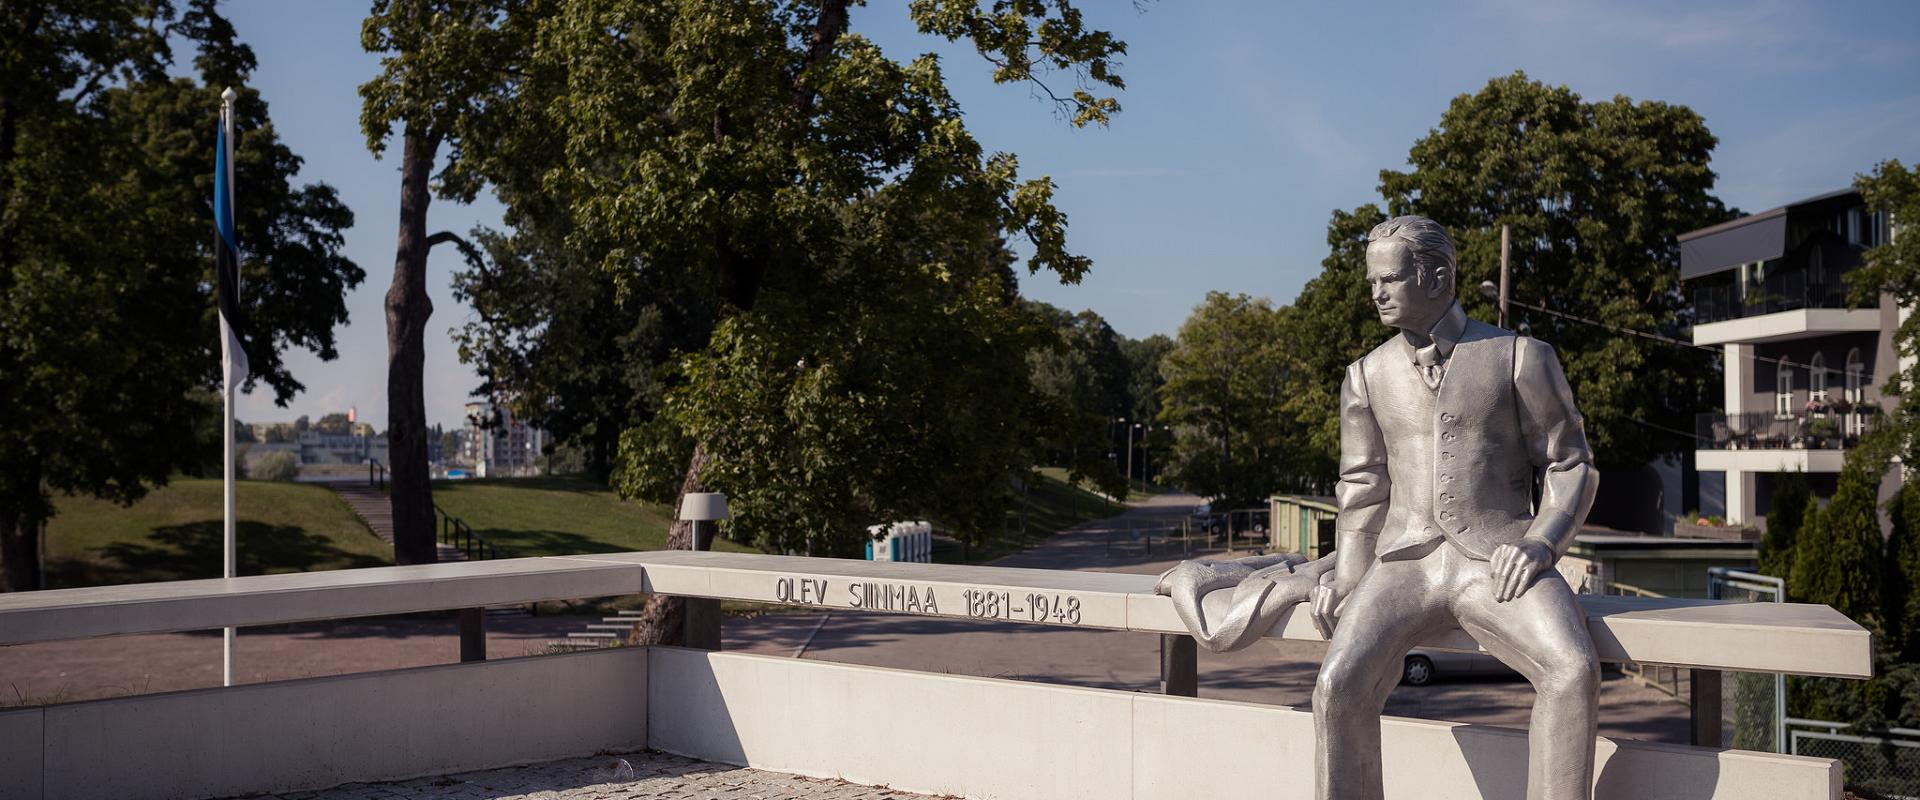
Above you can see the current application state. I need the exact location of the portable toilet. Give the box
[865,521,932,563]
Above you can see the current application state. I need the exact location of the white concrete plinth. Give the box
[0,648,648,800]
[648,648,1842,800]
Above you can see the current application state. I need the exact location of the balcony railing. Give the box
[1693,265,1859,325]
[1696,409,1883,450]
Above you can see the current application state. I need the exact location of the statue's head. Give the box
[1365,215,1457,332]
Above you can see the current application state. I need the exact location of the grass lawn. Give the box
[428,476,759,557]
[935,468,1124,564]
[45,479,389,588]
[1034,465,1168,502]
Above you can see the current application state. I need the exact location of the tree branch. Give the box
[790,0,850,116]
[426,230,483,268]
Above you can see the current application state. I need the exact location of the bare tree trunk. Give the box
[0,508,39,592]
[387,123,440,565]
[626,442,713,645]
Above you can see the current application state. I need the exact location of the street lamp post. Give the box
[1139,425,1150,490]
[679,492,729,650]
[1126,423,1138,494]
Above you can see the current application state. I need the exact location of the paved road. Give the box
[722,490,1693,745]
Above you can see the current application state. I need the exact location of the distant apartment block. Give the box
[463,401,547,477]
[1681,187,1909,526]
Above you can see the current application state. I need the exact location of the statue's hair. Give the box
[1366,215,1457,294]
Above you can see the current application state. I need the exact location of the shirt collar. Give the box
[1404,301,1467,367]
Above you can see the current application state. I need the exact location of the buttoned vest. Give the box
[1359,319,1533,560]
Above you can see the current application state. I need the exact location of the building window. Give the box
[1846,348,1867,436]
[1810,352,1828,403]
[1776,365,1794,418]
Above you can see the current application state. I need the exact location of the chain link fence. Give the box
[1789,719,1920,799]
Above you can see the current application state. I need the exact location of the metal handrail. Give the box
[434,504,499,561]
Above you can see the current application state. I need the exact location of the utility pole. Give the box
[1498,223,1511,329]
[1128,427,1144,489]
[1126,423,1138,494]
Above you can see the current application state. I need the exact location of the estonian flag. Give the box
[214,95,250,383]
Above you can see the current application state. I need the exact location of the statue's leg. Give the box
[1451,557,1600,800]
[1313,557,1446,800]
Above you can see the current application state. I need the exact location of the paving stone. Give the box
[261,752,944,800]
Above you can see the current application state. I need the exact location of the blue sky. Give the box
[220,0,1920,429]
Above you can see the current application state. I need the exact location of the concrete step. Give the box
[567,632,618,640]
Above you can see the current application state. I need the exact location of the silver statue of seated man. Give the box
[1156,215,1601,800]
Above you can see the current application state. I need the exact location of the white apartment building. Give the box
[1681,188,1908,526]
[463,401,548,477]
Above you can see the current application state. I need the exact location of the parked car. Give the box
[1402,648,1519,686]
[1189,502,1225,535]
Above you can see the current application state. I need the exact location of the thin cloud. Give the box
[1470,0,1914,71]
[1063,167,1189,178]
[1715,91,1920,209]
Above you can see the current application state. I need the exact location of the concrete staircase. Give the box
[328,483,467,562]
[548,608,646,652]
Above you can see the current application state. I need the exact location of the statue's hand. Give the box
[1309,571,1349,639]
[1490,539,1553,602]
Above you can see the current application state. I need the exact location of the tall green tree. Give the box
[1158,292,1308,506]
[1120,333,1173,423]
[452,225,714,481]
[1759,471,1811,580]
[1787,450,1895,726]
[359,0,542,563]
[1283,205,1393,484]
[0,0,361,590]
[1289,72,1728,479]
[1850,160,1920,467]
[503,0,1128,640]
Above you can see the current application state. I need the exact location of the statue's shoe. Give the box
[1154,553,1333,653]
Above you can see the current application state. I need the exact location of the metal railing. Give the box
[1101,511,1274,558]
[1693,262,1860,325]
[435,505,498,561]
[1605,581,1688,700]
[1697,410,1882,451]
[368,460,387,490]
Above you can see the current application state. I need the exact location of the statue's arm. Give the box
[1513,338,1599,560]
[1333,359,1388,583]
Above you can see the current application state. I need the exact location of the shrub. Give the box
[252,451,299,482]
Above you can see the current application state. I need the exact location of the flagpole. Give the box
[220,87,238,688]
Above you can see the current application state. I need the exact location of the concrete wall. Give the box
[648,648,1841,800]
[0,648,648,800]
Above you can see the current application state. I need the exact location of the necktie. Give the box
[1414,345,1446,390]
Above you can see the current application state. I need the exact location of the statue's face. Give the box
[1365,241,1447,331]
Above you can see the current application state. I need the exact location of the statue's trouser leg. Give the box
[1451,551,1600,800]
[1313,556,1448,800]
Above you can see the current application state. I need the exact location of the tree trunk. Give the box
[387,124,439,565]
[0,510,37,591]
[625,442,713,646]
